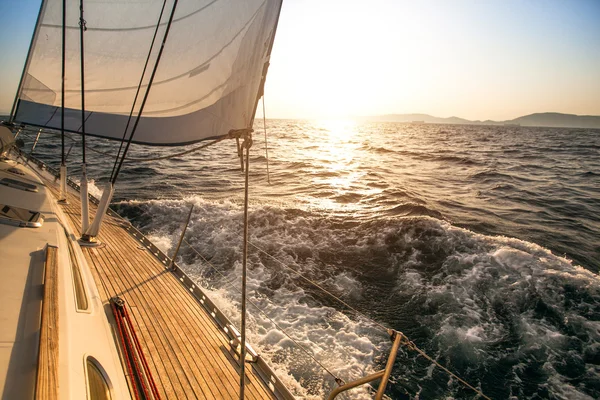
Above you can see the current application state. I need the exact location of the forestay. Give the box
[13,0,282,146]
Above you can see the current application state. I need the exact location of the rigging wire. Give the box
[249,240,390,333]
[78,0,87,164]
[262,96,270,184]
[406,341,491,400]
[110,0,168,181]
[246,239,491,399]
[239,138,251,400]
[110,0,178,184]
[60,0,66,166]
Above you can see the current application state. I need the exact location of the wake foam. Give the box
[113,196,600,399]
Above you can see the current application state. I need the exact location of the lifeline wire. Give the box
[184,235,489,398]
[249,241,390,333]
[182,238,341,383]
[406,340,491,400]
[248,240,491,399]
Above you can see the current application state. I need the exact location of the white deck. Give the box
[0,158,50,399]
[0,156,130,399]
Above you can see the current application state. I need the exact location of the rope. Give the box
[262,96,270,184]
[122,299,162,399]
[17,128,116,159]
[14,126,226,164]
[110,300,143,400]
[182,238,341,383]
[123,136,227,162]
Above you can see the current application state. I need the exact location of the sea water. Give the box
[31,121,600,399]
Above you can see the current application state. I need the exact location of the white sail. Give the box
[13,0,282,146]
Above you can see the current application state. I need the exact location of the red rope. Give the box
[123,301,161,399]
[111,301,141,400]
[122,309,152,400]
[111,297,161,400]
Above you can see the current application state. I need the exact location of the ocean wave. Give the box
[385,203,444,219]
[117,197,600,399]
[29,122,600,399]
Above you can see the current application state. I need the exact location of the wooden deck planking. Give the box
[43,177,276,400]
[86,217,230,399]
[36,246,59,400]
[99,215,264,400]
[112,232,250,400]
[97,222,238,398]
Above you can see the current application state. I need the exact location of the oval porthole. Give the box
[86,357,112,400]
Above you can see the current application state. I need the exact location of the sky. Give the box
[0,0,599,121]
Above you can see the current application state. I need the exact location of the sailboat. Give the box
[1,1,485,399]
[1,0,297,398]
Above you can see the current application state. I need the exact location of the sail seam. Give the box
[44,0,265,95]
[39,0,219,32]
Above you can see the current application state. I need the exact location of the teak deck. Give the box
[36,246,59,400]
[42,175,277,400]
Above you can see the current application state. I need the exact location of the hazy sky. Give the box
[1,0,599,120]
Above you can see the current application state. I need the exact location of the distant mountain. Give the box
[508,113,600,129]
[361,112,600,129]
[363,113,472,125]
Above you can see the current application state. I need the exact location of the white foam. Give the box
[146,232,173,254]
[121,198,600,399]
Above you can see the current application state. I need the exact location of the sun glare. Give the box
[311,119,361,187]
[319,119,357,141]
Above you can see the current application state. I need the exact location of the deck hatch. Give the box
[7,167,25,176]
[0,177,39,192]
[66,233,89,311]
[0,203,44,227]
